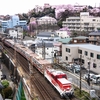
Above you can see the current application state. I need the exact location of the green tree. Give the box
[73,32,77,37]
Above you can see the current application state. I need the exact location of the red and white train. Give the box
[44,68,74,98]
[3,39,74,98]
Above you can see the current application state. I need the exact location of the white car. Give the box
[91,75,100,84]
[83,73,95,81]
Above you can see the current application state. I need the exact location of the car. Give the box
[83,73,95,81]
[66,64,80,73]
[91,74,100,84]
[71,65,80,73]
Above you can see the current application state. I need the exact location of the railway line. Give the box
[0,42,78,100]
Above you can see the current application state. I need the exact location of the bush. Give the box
[3,86,13,98]
[1,80,9,88]
[74,87,90,100]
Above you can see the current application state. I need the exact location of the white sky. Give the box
[1,0,100,15]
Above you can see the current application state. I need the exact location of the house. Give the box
[55,27,70,38]
[35,32,61,43]
[71,36,88,44]
[88,31,100,45]
[7,28,23,39]
[36,42,60,63]
[62,43,100,74]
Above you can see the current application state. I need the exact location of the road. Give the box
[64,70,100,97]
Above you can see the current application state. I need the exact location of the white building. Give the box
[8,28,23,39]
[55,27,70,38]
[62,12,100,32]
[62,43,100,74]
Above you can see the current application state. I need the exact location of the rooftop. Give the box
[59,38,72,44]
[65,44,100,52]
[73,36,88,39]
[89,31,100,36]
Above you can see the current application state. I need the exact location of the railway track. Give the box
[0,42,79,100]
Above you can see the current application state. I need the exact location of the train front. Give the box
[57,78,74,98]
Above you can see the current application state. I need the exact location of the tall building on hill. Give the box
[62,12,100,32]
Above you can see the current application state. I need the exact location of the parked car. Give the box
[72,65,80,73]
[91,74,100,84]
[66,64,80,73]
[83,73,95,81]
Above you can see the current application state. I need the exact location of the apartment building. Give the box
[62,12,100,32]
[62,44,100,74]
[1,15,27,32]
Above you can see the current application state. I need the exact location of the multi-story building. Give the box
[1,15,27,32]
[62,43,100,74]
[62,12,100,32]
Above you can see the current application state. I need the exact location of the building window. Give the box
[93,19,95,21]
[66,56,68,60]
[78,49,82,54]
[85,51,88,56]
[66,48,70,53]
[93,63,96,68]
[90,53,94,57]
[74,40,77,43]
[97,54,100,59]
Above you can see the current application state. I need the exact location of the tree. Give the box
[73,32,77,37]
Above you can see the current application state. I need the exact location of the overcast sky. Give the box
[1,0,100,15]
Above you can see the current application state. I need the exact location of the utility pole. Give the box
[87,61,90,86]
[42,40,45,59]
[79,55,82,95]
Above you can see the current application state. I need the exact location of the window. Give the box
[66,56,68,60]
[93,19,95,21]
[66,48,70,53]
[90,53,94,57]
[78,49,82,54]
[85,51,88,56]
[97,54,100,59]
[93,63,96,68]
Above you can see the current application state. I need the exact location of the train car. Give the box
[3,39,14,48]
[44,68,74,98]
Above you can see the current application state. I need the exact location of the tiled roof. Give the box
[37,42,54,47]
[89,31,100,35]
[59,38,72,43]
[73,36,88,39]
